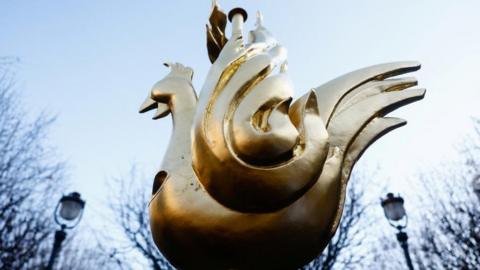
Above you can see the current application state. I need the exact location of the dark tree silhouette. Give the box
[301,173,370,270]
[412,118,480,269]
[47,238,122,270]
[0,60,117,270]
[105,168,174,270]
[369,118,480,270]
[0,60,64,269]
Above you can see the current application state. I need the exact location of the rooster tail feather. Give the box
[327,117,407,236]
[335,77,418,115]
[314,61,421,126]
[322,64,425,236]
[342,117,407,181]
[327,87,425,150]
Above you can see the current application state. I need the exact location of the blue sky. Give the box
[1,0,479,230]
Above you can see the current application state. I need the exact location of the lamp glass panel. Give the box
[59,200,83,221]
[383,201,405,221]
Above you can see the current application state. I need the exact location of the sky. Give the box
[1,0,479,232]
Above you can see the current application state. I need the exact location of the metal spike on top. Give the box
[256,11,264,27]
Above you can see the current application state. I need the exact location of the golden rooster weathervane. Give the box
[139,2,425,269]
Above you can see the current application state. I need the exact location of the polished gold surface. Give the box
[139,2,425,269]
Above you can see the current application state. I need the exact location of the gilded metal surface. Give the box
[139,2,425,269]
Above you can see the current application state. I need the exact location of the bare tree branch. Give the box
[104,167,174,270]
[301,173,371,270]
[0,61,64,269]
[369,118,480,270]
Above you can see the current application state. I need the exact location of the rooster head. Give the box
[139,62,194,120]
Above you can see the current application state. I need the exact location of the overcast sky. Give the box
[1,0,479,230]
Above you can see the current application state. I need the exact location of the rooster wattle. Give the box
[139,2,425,270]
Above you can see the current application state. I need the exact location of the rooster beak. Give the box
[139,96,171,120]
[152,103,170,120]
[139,96,157,113]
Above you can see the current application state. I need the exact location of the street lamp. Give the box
[381,193,414,270]
[45,192,86,270]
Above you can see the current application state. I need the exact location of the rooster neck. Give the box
[161,89,197,172]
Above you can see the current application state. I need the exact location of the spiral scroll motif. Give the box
[192,13,330,213]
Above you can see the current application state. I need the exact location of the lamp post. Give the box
[381,193,414,270]
[45,192,85,270]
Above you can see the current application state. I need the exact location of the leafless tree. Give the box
[45,235,122,270]
[368,118,480,270]
[411,118,480,270]
[105,168,174,270]
[0,60,116,270]
[465,117,480,176]
[0,60,65,269]
[301,173,371,270]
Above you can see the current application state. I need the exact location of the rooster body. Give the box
[139,3,425,270]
